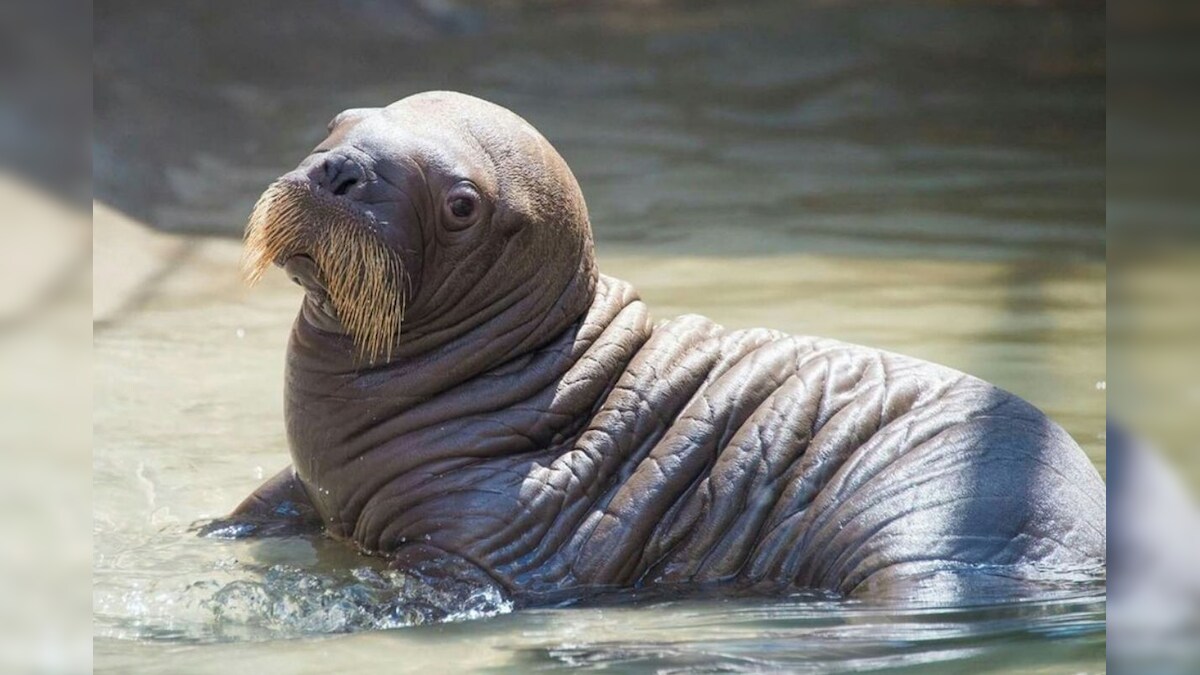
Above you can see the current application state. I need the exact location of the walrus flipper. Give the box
[198,466,324,538]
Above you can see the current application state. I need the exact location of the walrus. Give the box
[207,91,1106,603]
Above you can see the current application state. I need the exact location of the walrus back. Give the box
[519,312,1106,597]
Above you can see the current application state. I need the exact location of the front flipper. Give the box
[197,466,324,538]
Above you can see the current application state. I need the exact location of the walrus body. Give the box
[213,91,1105,603]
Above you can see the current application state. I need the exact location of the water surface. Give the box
[93,241,1105,673]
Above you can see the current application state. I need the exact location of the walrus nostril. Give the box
[319,154,365,197]
[331,175,358,196]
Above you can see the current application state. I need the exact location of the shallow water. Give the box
[94,1,1104,672]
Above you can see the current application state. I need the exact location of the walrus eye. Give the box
[444,182,481,227]
[450,197,474,218]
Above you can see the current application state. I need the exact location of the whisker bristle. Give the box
[242,181,407,364]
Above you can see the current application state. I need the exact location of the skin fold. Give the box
[207,91,1106,604]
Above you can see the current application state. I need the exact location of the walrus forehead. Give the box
[318,118,497,199]
[327,107,378,133]
[382,91,544,144]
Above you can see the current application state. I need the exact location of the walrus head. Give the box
[244,91,597,363]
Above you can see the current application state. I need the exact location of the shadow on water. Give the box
[94,0,1104,261]
[490,594,1105,673]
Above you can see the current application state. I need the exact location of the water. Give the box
[94,1,1105,672]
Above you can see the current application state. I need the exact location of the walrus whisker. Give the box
[243,180,406,363]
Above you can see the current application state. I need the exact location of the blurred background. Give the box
[95,0,1106,259]
[1,0,1195,672]
[0,2,91,675]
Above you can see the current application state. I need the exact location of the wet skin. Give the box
[206,92,1106,604]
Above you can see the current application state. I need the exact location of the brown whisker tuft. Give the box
[243,180,406,363]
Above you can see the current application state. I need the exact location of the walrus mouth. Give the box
[283,254,327,296]
[243,179,408,363]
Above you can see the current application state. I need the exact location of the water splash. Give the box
[94,561,512,643]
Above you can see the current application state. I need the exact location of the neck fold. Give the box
[284,274,652,546]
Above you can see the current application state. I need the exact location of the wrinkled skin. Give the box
[208,92,1106,604]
